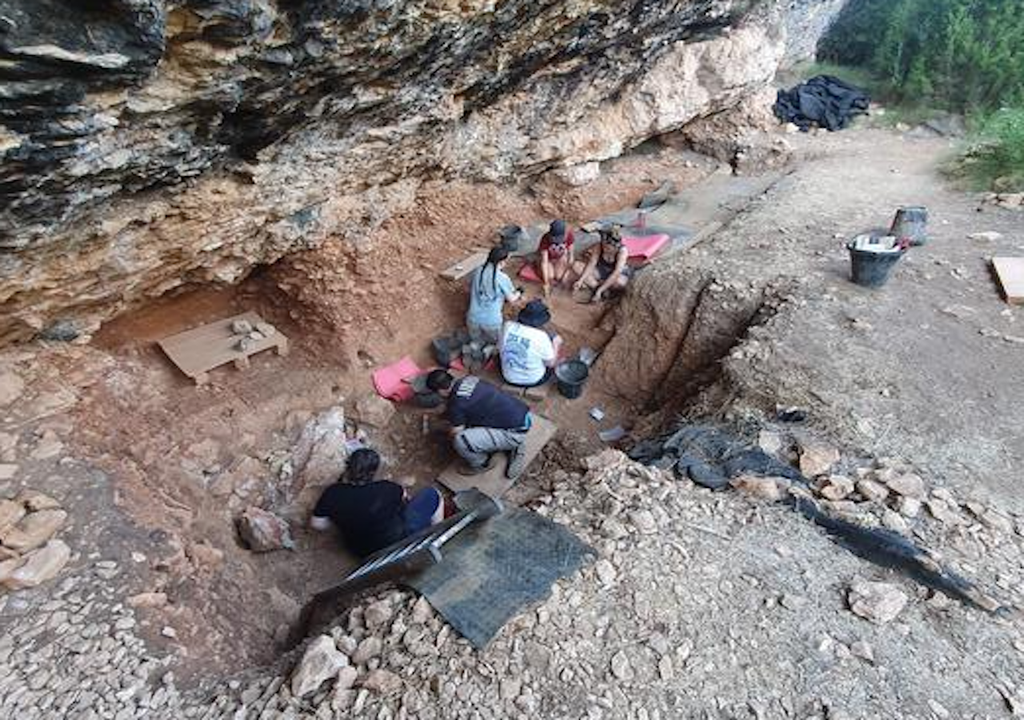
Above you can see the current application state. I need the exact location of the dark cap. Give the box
[518,298,552,328]
[549,219,567,241]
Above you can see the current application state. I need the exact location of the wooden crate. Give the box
[157,311,289,385]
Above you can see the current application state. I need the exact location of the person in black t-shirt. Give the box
[425,370,531,480]
[310,448,444,558]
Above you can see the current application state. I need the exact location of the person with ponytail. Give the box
[466,245,522,344]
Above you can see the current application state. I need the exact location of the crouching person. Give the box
[426,370,531,480]
[310,448,444,558]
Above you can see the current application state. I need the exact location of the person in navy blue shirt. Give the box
[426,370,531,480]
[310,448,443,558]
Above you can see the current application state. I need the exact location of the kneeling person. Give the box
[573,224,631,302]
[426,370,532,480]
[499,299,562,387]
[310,448,444,558]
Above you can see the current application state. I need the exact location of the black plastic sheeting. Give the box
[405,509,594,648]
[628,424,803,490]
[773,75,870,132]
[628,423,1006,614]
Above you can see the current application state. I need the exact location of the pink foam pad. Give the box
[372,356,422,402]
[518,263,542,283]
[623,233,670,260]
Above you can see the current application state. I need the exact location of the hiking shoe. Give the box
[458,456,495,476]
[505,443,527,480]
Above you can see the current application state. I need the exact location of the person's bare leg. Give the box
[430,496,445,525]
[553,256,570,288]
[540,254,553,298]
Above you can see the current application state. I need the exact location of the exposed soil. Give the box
[3,118,1024,718]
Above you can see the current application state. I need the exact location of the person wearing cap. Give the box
[425,370,532,479]
[537,219,576,299]
[499,299,562,387]
[572,224,631,302]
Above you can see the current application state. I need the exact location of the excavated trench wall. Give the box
[0,0,847,345]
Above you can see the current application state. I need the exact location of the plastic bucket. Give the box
[889,206,928,246]
[848,242,904,288]
[554,360,589,400]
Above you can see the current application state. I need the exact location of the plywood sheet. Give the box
[440,249,489,281]
[993,257,1024,305]
[157,311,289,384]
[438,415,557,497]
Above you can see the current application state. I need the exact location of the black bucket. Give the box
[554,360,589,400]
[889,206,928,246]
[848,241,904,288]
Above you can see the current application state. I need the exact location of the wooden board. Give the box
[993,257,1024,305]
[157,311,289,385]
[440,249,490,281]
[437,415,557,498]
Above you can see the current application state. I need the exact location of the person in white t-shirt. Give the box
[499,299,563,387]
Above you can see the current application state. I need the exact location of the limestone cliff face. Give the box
[0,0,844,343]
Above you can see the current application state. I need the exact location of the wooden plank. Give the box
[993,257,1024,305]
[440,249,490,281]
[437,415,557,497]
[157,311,289,384]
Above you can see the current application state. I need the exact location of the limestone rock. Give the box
[897,496,922,518]
[855,479,889,503]
[237,507,294,553]
[361,669,402,694]
[2,509,67,552]
[730,474,785,502]
[230,319,253,335]
[3,539,71,590]
[15,489,62,512]
[882,509,910,534]
[628,509,658,535]
[353,636,383,666]
[0,499,26,535]
[885,473,926,498]
[966,231,1003,242]
[819,475,854,501]
[291,635,349,699]
[363,599,394,630]
[610,649,633,680]
[0,371,25,406]
[798,441,840,477]
[291,407,348,489]
[848,580,909,624]
[353,394,396,429]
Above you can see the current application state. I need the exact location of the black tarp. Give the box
[773,75,870,132]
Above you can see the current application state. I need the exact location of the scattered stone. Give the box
[0,371,25,407]
[361,669,402,694]
[819,475,854,501]
[256,322,277,337]
[882,509,910,534]
[628,509,657,534]
[29,430,64,461]
[848,580,909,624]
[231,319,253,335]
[237,507,294,552]
[291,635,349,699]
[757,430,784,455]
[15,489,61,512]
[798,441,840,477]
[499,677,522,701]
[353,393,396,429]
[897,496,922,518]
[885,473,926,498]
[128,592,169,608]
[850,640,875,663]
[594,558,617,585]
[966,231,1003,242]
[161,626,178,638]
[336,665,358,691]
[610,649,633,680]
[0,498,26,535]
[928,700,951,719]
[2,508,67,552]
[0,464,16,480]
[364,599,394,630]
[981,510,1014,534]
[3,539,70,590]
[926,499,964,525]
[410,596,433,624]
[353,636,383,666]
[856,479,889,503]
[658,655,675,681]
[781,593,805,610]
[730,474,784,501]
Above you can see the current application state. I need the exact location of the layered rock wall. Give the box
[0,0,844,343]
